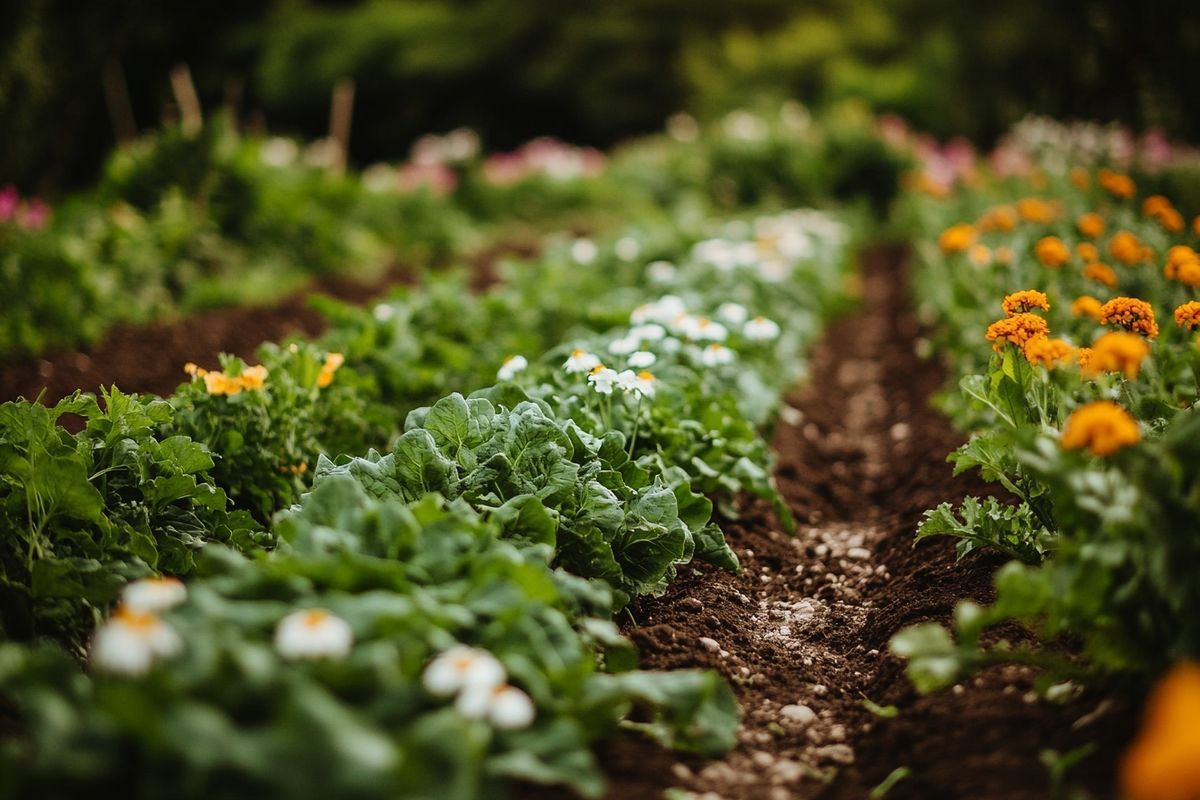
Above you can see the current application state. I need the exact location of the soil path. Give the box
[611,245,1129,799]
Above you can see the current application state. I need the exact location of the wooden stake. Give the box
[169,63,203,136]
[328,78,355,173]
[101,59,137,145]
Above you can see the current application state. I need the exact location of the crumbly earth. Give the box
[0,244,1132,799]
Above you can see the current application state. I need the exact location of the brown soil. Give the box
[607,245,1132,800]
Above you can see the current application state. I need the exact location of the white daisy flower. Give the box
[455,683,536,730]
[563,349,602,374]
[631,296,685,326]
[588,366,618,395]
[700,344,736,367]
[627,350,657,369]
[615,237,641,262]
[570,239,598,265]
[275,609,354,660]
[422,645,506,697]
[121,577,187,614]
[716,302,748,325]
[608,336,638,355]
[680,317,728,342]
[260,137,299,168]
[615,370,640,394]
[373,303,396,322]
[91,607,183,676]
[497,355,528,381]
[744,316,781,341]
[635,371,657,398]
[628,323,666,343]
[660,337,682,354]
[646,260,676,283]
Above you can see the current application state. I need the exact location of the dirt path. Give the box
[614,246,1129,800]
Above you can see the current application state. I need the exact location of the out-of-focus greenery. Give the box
[3,0,1198,192]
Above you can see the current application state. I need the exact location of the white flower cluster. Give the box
[497,355,528,381]
[422,645,535,730]
[275,609,355,660]
[90,577,188,676]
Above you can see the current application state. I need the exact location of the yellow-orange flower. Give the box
[1175,302,1200,330]
[1075,347,1093,371]
[1109,231,1145,266]
[1076,242,1100,263]
[239,365,269,391]
[1142,195,1173,218]
[995,246,1015,264]
[1061,401,1139,456]
[968,244,992,266]
[1121,662,1200,800]
[1034,236,1071,268]
[938,224,976,254]
[1165,246,1197,280]
[1098,168,1136,199]
[1100,297,1159,338]
[977,205,1017,233]
[985,313,1050,352]
[1069,166,1090,191]
[316,352,345,389]
[1157,207,1184,233]
[1178,261,1200,288]
[1001,290,1050,316]
[1016,197,1058,224]
[1084,331,1152,379]
[203,372,243,396]
[1077,212,1106,239]
[1082,262,1119,289]
[1071,295,1103,320]
[183,362,206,377]
[1022,335,1075,368]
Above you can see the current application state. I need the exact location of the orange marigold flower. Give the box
[1108,230,1145,266]
[1100,297,1159,338]
[1022,335,1075,368]
[977,205,1017,233]
[1001,289,1050,316]
[968,244,992,266]
[1142,195,1173,218]
[1098,168,1136,199]
[1075,347,1094,370]
[1071,295,1104,320]
[1121,662,1200,800]
[1082,262,1118,288]
[1077,212,1106,239]
[938,223,976,254]
[1175,302,1200,330]
[985,313,1050,352]
[1034,236,1071,268]
[1061,401,1139,456]
[1157,207,1185,233]
[1069,166,1090,191]
[1178,260,1200,288]
[317,352,345,389]
[995,245,1015,264]
[1167,245,1197,269]
[1084,331,1152,380]
[1016,197,1058,224]
[1076,242,1100,263]
[239,364,269,391]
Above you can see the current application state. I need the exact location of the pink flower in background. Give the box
[0,185,18,222]
[989,141,1033,179]
[1139,128,1172,172]
[397,162,458,196]
[876,114,911,148]
[19,200,51,230]
[483,153,527,186]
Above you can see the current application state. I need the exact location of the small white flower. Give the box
[422,645,506,696]
[646,260,676,283]
[373,303,396,322]
[744,316,781,341]
[260,137,299,168]
[588,366,618,395]
[121,577,187,614]
[627,350,657,369]
[607,336,638,355]
[563,349,601,374]
[680,317,728,342]
[716,302,748,325]
[615,237,641,262]
[275,609,354,660]
[628,323,666,343]
[700,344,736,367]
[570,238,598,265]
[634,371,657,398]
[455,683,536,730]
[497,355,528,381]
[660,337,682,354]
[631,295,686,326]
[615,370,640,394]
[91,608,183,676]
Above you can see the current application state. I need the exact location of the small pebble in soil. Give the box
[815,744,855,765]
[811,684,828,695]
[780,704,817,725]
[847,546,871,560]
[680,597,704,613]
[779,626,791,637]
[672,763,693,781]
[752,751,775,768]
[698,637,721,653]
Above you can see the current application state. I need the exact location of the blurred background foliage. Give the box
[4,0,1199,193]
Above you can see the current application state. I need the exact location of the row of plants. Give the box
[887,128,1200,708]
[0,191,858,796]
[1,102,904,361]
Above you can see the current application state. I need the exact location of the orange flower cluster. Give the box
[1022,336,1075,368]
[1076,242,1100,262]
[985,313,1050,352]
[968,244,993,266]
[1098,168,1136,199]
[1165,246,1200,287]
[1001,290,1049,316]
[1099,297,1159,338]
[1109,230,1148,266]
[1016,197,1059,224]
[1071,296,1103,320]
[1083,331,1152,379]
[1060,400,1140,456]
[280,462,309,475]
[1121,662,1200,800]
[316,352,345,389]
[1076,212,1106,239]
[184,363,269,396]
[1082,262,1118,288]
[1175,301,1200,331]
[1034,236,1071,268]
[976,205,1017,233]
[938,223,976,253]
[1143,195,1185,233]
